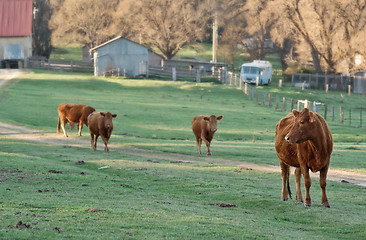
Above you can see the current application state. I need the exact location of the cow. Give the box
[275,108,333,208]
[87,111,117,152]
[192,115,223,155]
[57,103,95,137]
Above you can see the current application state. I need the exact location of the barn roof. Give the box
[0,0,33,37]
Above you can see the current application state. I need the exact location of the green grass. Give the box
[50,44,83,61]
[0,69,366,239]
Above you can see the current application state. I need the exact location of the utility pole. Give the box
[212,15,218,63]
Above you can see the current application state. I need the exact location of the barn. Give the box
[90,36,163,77]
[0,0,33,68]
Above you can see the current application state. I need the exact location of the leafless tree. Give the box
[123,0,208,59]
[50,0,117,48]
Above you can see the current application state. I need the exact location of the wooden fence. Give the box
[226,72,366,129]
[27,58,94,73]
[148,65,227,83]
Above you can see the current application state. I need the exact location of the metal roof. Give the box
[0,0,33,37]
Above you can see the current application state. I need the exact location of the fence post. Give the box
[324,105,328,120]
[325,84,329,93]
[172,67,177,81]
[195,69,201,83]
[269,94,272,107]
[349,109,352,125]
[244,82,248,95]
[239,75,242,89]
[235,74,237,86]
[361,108,363,128]
[291,98,294,111]
[279,79,282,88]
[256,76,259,86]
[332,105,335,121]
[283,97,286,112]
[348,85,351,96]
[255,89,258,103]
[340,106,344,123]
[276,96,279,110]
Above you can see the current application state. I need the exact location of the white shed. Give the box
[90,36,163,77]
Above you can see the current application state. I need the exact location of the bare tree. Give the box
[333,0,366,74]
[50,0,117,48]
[125,0,208,59]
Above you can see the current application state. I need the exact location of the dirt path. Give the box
[1,121,366,187]
[1,70,366,187]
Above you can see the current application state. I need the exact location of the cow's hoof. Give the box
[282,198,288,202]
[304,203,312,207]
[323,204,331,208]
[207,153,211,156]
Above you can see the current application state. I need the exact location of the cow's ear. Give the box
[309,112,315,123]
[217,115,223,120]
[112,114,117,118]
[203,117,210,122]
[100,112,106,117]
[292,109,299,117]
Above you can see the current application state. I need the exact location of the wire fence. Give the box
[226,72,366,129]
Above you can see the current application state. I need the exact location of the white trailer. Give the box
[240,60,272,85]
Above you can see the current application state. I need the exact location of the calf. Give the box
[57,103,95,137]
[275,108,333,207]
[87,111,117,152]
[192,115,223,155]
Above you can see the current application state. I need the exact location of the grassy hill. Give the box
[0,69,366,239]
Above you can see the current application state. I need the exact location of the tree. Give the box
[124,0,208,59]
[32,0,53,58]
[240,0,277,61]
[277,0,366,74]
[50,0,117,48]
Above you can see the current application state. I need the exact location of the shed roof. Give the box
[0,0,33,37]
[90,36,147,52]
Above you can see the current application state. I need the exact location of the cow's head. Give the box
[204,115,223,133]
[285,108,315,144]
[100,112,117,130]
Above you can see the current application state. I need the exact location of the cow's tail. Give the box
[57,117,61,134]
[287,172,292,199]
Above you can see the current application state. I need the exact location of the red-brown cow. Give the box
[57,103,95,137]
[87,111,117,152]
[275,108,333,207]
[192,115,223,155]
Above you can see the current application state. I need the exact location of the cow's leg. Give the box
[195,136,202,154]
[60,119,68,137]
[201,136,211,155]
[300,165,312,207]
[280,161,290,201]
[320,166,330,208]
[90,133,96,151]
[78,121,83,136]
[101,135,109,152]
[94,135,99,151]
[295,167,303,203]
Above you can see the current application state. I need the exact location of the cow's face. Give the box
[100,112,117,130]
[204,115,223,133]
[285,108,315,144]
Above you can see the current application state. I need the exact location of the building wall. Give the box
[0,36,32,61]
[94,39,149,76]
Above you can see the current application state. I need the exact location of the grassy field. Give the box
[0,69,366,239]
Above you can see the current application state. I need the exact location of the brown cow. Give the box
[275,108,333,208]
[87,111,117,152]
[57,103,95,137]
[192,115,223,155]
